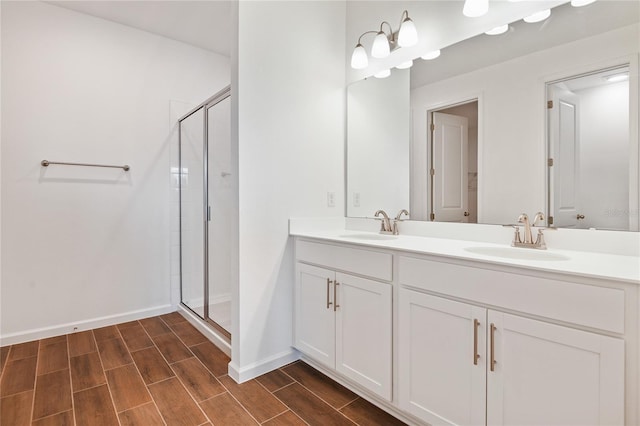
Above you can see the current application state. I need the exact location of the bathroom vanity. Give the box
[290,219,640,426]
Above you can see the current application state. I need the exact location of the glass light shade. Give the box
[485,24,509,35]
[524,9,551,23]
[421,50,441,60]
[371,31,391,58]
[351,44,368,69]
[463,0,489,17]
[571,0,596,6]
[374,69,391,79]
[398,18,418,47]
[396,60,414,69]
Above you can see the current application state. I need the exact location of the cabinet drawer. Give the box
[399,256,625,333]
[296,240,393,282]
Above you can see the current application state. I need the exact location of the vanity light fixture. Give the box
[374,69,392,78]
[421,49,441,60]
[571,0,597,6]
[523,9,551,23]
[350,10,418,70]
[463,0,489,17]
[396,60,414,70]
[485,24,509,35]
[604,72,629,82]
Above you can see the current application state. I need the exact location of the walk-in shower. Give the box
[179,86,232,340]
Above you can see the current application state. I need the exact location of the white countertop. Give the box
[290,228,640,284]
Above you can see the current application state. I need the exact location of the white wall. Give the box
[0,1,229,344]
[231,1,346,381]
[578,82,630,230]
[411,24,639,225]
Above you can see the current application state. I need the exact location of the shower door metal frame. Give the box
[178,85,232,341]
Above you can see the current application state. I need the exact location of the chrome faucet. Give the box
[392,209,409,235]
[374,210,393,234]
[512,212,547,249]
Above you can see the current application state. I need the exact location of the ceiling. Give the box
[46,1,232,57]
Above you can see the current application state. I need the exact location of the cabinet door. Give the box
[294,263,335,369]
[487,311,624,426]
[398,288,487,425]
[335,272,392,401]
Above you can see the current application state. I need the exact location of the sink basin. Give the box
[464,246,570,261]
[339,233,398,241]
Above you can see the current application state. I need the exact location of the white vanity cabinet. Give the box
[294,240,393,400]
[398,256,626,426]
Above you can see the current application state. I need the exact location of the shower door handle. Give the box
[207,206,211,221]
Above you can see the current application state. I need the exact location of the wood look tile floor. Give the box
[0,313,406,426]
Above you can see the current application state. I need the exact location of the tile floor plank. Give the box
[32,369,72,420]
[73,384,120,426]
[148,377,207,426]
[263,410,308,426]
[70,352,106,391]
[169,321,208,347]
[97,337,133,370]
[152,332,193,364]
[189,341,230,377]
[199,392,258,425]
[119,325,154,352]
[118,402,165,426]
[37,339,68,375]
[131,346,175,385]
[31,410,74,426]
[116,320,141,331]
[340,398,406,426]
[0,357,38,396]
[68,331,97,357]
[93,326,120,342]
[0,346,10,373]
[0,390,33,426]
[171,357,225,402]
[105,363,152,412]
[161,312,187,325]
[257,368,295,392]
[139,317,171,337]
[218,375,287,423]
[7,341,38,362]
[274,383,355,426]
[283,362,357,409]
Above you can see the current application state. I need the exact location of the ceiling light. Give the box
[463,0,489,17]
[523,9,551,23]
[374,69,391,79]
[421,50,441,60]
[350,10,419,69]
[485,24,509,35]
[571,0,597,6]
[604,73,629,82]
[350,43,368,69]
[396,60,414,69]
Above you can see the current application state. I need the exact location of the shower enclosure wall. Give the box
[179,87,232,340]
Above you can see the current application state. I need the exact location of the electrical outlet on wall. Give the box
[327,192,335,207]
[353,192,360,207]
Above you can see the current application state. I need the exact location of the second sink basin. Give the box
[464,246,570,261]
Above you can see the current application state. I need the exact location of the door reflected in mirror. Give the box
[547,66,637,231]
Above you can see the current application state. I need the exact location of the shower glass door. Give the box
[179,87,232,338]
[179,107,206,318]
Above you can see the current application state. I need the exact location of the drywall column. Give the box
[231,1,346,381]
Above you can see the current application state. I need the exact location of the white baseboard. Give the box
[177,304,232,357]
[228,349,300,383]
[0,304,174,346]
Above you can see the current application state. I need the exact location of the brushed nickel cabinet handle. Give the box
[473,319,480,365]
[326,278,333,309]
[490,323,497,372]
[334,281,340,311]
